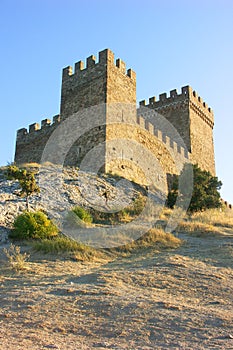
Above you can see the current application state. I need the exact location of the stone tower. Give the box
[139,86,215,175]
[60,49,137,167]
[14,48,215,183]
[61,49,136,118]
[14,49,136,166]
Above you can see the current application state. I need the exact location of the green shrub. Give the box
[71,206,93,224]
[10,211,59,240]
[167,164,222,212]
[33,235,100,261]
[33,235,87,253]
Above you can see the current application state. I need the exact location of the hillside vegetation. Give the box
[0,165,232,349]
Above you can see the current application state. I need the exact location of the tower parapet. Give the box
[62,49,136,81]
[139,85,214,128]
[139,85,215,175]
[61,49,136,118]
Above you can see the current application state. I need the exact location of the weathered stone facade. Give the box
[140,86,215,175]
[14,48,216,188]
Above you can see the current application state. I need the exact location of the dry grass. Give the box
[0,231,232,350]
[32,235,109,262]
[190,208,233,228]
[177,208,233,236]
[32,235,87,253]
[33,235,93,254]
[159,207,173,220]
[177,221,220,236]
[111,228,182,253]
[19,162,41,169]
[3,244,30,271]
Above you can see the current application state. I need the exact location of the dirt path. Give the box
[0,232,233,350]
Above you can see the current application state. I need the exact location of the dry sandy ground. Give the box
[0,232,232,350]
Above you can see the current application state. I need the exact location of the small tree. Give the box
[167,164,222,212]
[7,165,40,210]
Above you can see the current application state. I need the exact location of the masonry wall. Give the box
[154,102,190,152]
[140,86,191,151]
[15,49,215,185]
[104,106,191,190]
[140,85,215,176]
[64,125,106,167]
[189,90,215,175]
[106,59,136,104]
[61,50,108,118]
[15,118,60,164]
[61,49,136,118]
[107,120,188,174]
[15,49,136,166]
[62,49,136,169]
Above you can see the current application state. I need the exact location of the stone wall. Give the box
[140,86,191,151]
[15,49,136,166]
[15,117,60,164]
[14,48,215,186]
[140,85,215,175]
[61,49,136,118]
[105,123,179,192]
[189,89,215,175]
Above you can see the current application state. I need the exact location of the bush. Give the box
[71,206,93,224]
[33,235,101,261]
[33,235,87,253]
[10,211,59,240]
[167,164,222,212]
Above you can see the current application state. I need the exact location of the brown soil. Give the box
[0,232,233,350]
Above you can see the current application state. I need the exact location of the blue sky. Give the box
[0,0,232,203]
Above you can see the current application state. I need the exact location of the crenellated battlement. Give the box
[139,85,214,126]
[139,84,215,174]
[16,115,61,141]
[139,86,189,107]
[62,48,136,81]
[17,110,189,160]
[14,48,215,178]
[136,114,189,160]
[60,49,136,118]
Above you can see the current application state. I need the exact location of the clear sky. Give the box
[0,0,232,204]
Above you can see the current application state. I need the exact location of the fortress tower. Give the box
[15,49,136,167]
[14,48,216,186]
[139,86,215,175]
[61,49,136,118]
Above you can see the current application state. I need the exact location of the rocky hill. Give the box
[0,166,149,245]
[0,166,233,349]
